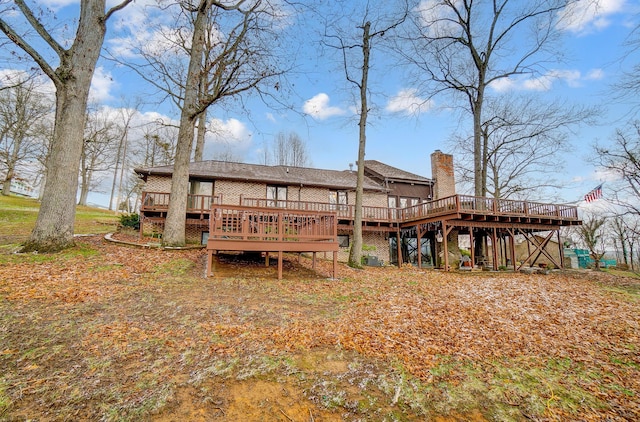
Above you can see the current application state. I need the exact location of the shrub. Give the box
[119,213,140,229]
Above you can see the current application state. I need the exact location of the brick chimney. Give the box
[431,150,456,199]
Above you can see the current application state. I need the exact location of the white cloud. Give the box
[415,0,462,37]
[202,118,253,161]
[38,0,78,10]
[557,0,626,34]
[586,69,605,80]
[489,77,517,92]
[89,67,117,103]
[302,93,346,120]
[207,118,252,144]
[386,88,433,115]
[489,68,599,92]
[266,112,276,123]
[0,69,31,88]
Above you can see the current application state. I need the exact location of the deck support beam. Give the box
[442,221,449,270]
[491,228,498,271]
[516,230,562,270]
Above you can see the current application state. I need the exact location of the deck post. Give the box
[396,230,402,267]
[509,229,516,270]
[526,233,532,266]
[417,225,422,268]
[442,221,449,271]
[557,229,565,269]
[333,251,337,279]
[491,228,499,270]
[265,252,269,267]
[206,250,213,277]
[469,228,475,267]
[278,251,283,280]
[312,252,316,269]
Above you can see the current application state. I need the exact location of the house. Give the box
[134,151,581,275]
[135,154,441,264]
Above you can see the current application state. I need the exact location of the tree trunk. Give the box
[348,21,371,268]
[1,167,13,195]
[162,0,207,247]
[109,130,126,211]
[194,96,207,162]
[190,110,207,195]
[24,83,92,251]
[473,93,484,197]
[78,170,89,206]
[21,0,110,252]
[2,128,22,196]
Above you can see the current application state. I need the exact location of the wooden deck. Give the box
[140,191,581,273]
[399,195,580,227]
[205,205,339,279]
[140,192,580,227]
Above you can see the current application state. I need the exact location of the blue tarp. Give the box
[570,249,616,268]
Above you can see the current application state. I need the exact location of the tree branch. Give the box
[14,0,65,58]
[0,15,59,85]
[104,0,134,22]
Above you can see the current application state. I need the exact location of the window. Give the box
[267,185,287,207]
[338,235,350,248]
[329,190,348,211]
[399,197,419,209]
[388,197,398,219]
[189,181,213,195]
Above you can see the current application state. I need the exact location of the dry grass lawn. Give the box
[0,235,638,421]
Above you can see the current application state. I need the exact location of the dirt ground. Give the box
[0,235,639,421]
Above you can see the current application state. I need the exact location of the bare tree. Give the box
[0,0,132,251]
[610,215,630,268]
[78,106,118,206]
[399,0,578,197]
[576,214,607,270]
[162,0,288,246]
[265,131,310,167]
[137,125,178,168]
[612,19,640,117]
[593,121,640,216]
[0,77,53,196]
[454,96,597,199]
[323,1,407,268]
[107,104,139,211]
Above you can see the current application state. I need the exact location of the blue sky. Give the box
[2,0,640,208]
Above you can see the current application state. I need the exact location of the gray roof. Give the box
[135,160,386,191]
[364,160,432,184]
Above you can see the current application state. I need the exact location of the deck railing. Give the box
[140,191,220,214]
[399,194,579,222]
[140,191,579,224]
[209,205,337,242]
[240,197,397,223]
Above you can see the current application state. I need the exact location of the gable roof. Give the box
[135,160,387,191]
[363,160,433,184]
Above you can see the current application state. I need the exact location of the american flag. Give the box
[584,183,603,203]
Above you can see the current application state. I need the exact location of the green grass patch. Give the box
[0,381,11,416]
[0,195,119,245]
[153,258,196,276]
[379,356,607,421]
[0,241,99,265]
[602,268,640,279]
